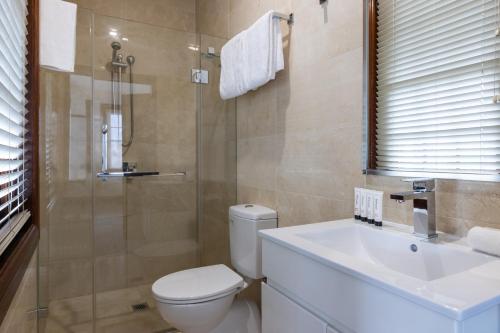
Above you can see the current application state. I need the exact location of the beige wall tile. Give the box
[227,0,500,241]
[197,32,238,268]
[198,0,230,38]
[49,259,93,300]
[68,0,196,32]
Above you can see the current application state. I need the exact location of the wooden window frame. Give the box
[365,0,500,182]
[367,0,378,171]
[0,0,40,324]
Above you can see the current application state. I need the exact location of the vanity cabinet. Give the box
[261,232,500,333]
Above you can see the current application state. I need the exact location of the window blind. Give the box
[375,0,500,174]
[0,0,30,249]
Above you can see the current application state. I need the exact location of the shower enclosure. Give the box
[38,5,235,332]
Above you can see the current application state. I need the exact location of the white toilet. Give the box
[152,204,277,333]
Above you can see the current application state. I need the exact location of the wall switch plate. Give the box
[192,69,209,84]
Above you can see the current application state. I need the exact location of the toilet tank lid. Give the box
[229,204,277,220]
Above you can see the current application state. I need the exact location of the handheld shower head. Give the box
[111,41,122,50]
[111,42,122,61]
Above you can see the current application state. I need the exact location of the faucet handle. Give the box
[402,178,435,192]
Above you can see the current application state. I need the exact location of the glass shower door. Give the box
[91,14,200,332]
[39,4,236,332]
[38,7,94,332]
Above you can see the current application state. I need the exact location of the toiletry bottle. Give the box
[367,190,375,224]
[360,189,367,222]
[373,191,383,227]
[354,188,361,220]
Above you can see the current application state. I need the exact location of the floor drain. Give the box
[131,302,149,311]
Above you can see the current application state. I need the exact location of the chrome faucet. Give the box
[390,178,437,239]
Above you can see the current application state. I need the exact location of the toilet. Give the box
[152,204,278,333]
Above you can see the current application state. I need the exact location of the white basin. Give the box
[296,224,493,281]
[260,219,500,332]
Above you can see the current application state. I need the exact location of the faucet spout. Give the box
[390,179,437,239]
[390,190,431,202]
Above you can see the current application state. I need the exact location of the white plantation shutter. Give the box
[375,0,500,174]
[0,0,30,249]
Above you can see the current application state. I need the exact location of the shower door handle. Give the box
[101,124,109,173]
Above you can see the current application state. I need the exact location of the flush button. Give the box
[245,204,254,208]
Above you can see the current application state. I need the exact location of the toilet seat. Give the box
[152,264,244,305]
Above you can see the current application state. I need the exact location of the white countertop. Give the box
[260,219,500,321]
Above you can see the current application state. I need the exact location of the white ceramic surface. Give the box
[229,205,277,279]
[153,204,276,332]
[260,219,500,321]
[156,292,236,333]
[296,222,493,281]
[152,264,243,303]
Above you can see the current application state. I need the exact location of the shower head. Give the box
[111,42,122,62]
[126,55,135,65]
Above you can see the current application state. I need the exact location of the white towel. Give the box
[468,226,500,257]
[40,0,77,72]
[220,11,284,100]
[220,30,248,100]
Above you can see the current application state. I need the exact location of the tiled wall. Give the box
[68,0,197,32]
[0,250,38,333]
[228,0,365,227]
[217,0,500,236]
[198,34,237,268]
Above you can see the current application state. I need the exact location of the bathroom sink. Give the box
[295,223,493,281]
[260,219,500,327]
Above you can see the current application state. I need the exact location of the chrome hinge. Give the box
[191,69,208,84]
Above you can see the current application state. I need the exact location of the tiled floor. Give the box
[39,284,174,333]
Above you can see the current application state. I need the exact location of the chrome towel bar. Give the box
[273,12,294,24]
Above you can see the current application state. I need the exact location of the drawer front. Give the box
[262,282,327,333]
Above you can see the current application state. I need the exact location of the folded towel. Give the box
[244,11,284,90]
[40,0,77,72]
[468,226,500,257]
[220,30,247,100]
[220,11,284,100]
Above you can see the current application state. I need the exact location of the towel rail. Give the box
[273,12,294,25]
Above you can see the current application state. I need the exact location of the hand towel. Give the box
[40,0,77,72]
[220,11,284,100]
[468,226,500,257]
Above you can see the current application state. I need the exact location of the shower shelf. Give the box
[97,171,160,178]
[97,171,187,178]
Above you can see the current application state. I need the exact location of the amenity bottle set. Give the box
[354,188,383,226]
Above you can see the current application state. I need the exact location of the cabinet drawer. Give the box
[262,282,327,333]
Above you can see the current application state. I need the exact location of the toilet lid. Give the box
[152,264,244,302]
